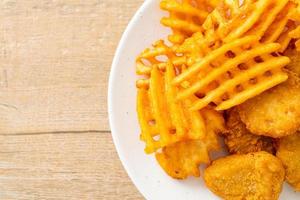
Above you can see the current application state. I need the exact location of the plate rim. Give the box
[108,0,153,199]
[107,1,298,199]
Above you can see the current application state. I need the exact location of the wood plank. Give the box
[0,132,143,200]
[0,0,143,133]
[0,86,102,134]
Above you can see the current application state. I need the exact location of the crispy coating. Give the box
[277,132,300,191]
[238,72,300,138]
[204,152,285,200]
[223,109,275,154]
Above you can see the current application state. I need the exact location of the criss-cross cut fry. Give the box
[260,2,297,52]
[160,0,218,45]
[155,140,210,179]
[137,63,208,153]
[155,108,224,179]
[137,0,298,77]
[222,0,293,44]
[176,0,296,57]
[136,40,186,75]
[173,35,290,111]
[289,27,300,50]
[289,3,300,50]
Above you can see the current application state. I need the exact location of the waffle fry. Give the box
[289,4,300,50]
[155,140,210,179]
[175,0,296,56]
[173,35,290,111]
[134,0,300,185]
[137,62,208,153]
[155,108,224,179]
[223,0,291,43]
[155,0,293,85]
[138,0,297,76]
[160,0,218,45]
[136,40,186,75]
[289,27,300,50]
[261,2,297,52]
[168,0,296,111]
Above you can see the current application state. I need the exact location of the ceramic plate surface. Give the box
[108,0,297,199]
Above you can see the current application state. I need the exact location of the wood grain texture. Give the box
[0,132,142,199]
[0,0,143,133]
[0,0,145,199]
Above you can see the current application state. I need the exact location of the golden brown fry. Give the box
[155,108,225,179]
[174,36,290,111]
[137,0,296,107]
[156,139,210,179]
[277,132,300,191]
[177,0,296,58]
[135,40,186,75]
[238,71,300,138]
[204,151,285,200]
[223,109,275,154]
[289,3,300,51]
[160,0,217,45]
[137,63,215,154]
[167,0,299,111]
[138,0,296,77]
[258,1,296,52]
[201,108,225,151]
[285,47,300,76]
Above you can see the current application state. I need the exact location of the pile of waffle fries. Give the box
[135,0,300,179]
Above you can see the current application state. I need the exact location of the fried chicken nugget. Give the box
[238,72,300,138]
[223,109,275,154]
[204,152,285,200]
[277,132,300,191]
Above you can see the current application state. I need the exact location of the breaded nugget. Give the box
[223,109,275,154]
[204,152,285,200]
[238,72,300,138]
[285,48,300,76]
[277,132,300,191]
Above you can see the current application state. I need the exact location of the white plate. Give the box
[108,0,298,199]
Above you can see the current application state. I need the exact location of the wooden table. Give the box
[0,1,144,199]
